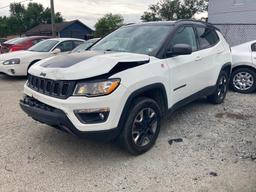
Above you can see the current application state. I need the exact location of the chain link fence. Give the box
[214,24,256,47]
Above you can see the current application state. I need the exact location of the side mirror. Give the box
[52,48,61,55]
[166,44,192,57]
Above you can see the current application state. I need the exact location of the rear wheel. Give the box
[207,71,228,104]
[230,68,256,94]
[119,97,161,155]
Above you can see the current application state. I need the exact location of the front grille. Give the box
[27,74,76,99]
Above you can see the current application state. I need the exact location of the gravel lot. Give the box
[0,74,255,192]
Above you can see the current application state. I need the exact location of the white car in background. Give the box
[231,41,256,93]
[72,38,101,53]
[0,38,84,76]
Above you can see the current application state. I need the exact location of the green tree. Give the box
[0,2,64,37]
[0,16,9,37]
[141,0,208,22]
[94,13,124,37]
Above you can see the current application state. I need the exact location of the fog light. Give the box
[74,108,110,124]
[99,113,105,120]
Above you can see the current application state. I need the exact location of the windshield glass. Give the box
[91,25,172,55]
[28,40,59,52]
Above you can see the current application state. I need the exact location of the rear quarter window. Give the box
[251,43,256,52]
[196,27,220,49]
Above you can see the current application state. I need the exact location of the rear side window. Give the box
[196,27,219,49]
[251,43,256,52]
[171,26,198,51]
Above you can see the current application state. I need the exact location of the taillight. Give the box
[9,46,18,52]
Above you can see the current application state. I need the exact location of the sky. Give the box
[0,0,160,28]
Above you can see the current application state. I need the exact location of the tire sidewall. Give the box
[122,98,161,155]
[214,71,229,104]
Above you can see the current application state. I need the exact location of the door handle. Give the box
[195,56,202,61]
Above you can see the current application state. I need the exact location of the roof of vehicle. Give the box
[25,36,51,39]
[45,38,85,42]
[126,19,219,30]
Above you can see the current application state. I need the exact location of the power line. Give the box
[0,0,32,10]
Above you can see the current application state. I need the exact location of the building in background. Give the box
[208,0,256,46]
[26,20,94,40]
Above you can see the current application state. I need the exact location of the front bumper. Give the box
[23,83,127,132]
[20,97,120,140]
[0,63,27,76]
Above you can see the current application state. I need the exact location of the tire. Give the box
[119,97,161,155]
[230,68,256,94]
[207,71,229,104]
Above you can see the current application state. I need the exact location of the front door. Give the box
[165,26,203,105]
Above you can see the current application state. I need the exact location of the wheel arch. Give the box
[117,83,168,131]
[232,64,256,74]
[221,62,232,78]
[28,59,41,69]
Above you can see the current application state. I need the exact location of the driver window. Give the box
[55,41,73,52]
[171,26,197,52]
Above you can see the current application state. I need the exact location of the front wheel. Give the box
[119,97,161,155]
[207,71,229,104]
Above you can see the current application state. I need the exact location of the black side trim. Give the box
[168,86,216,114]
[117,83,168,132]
[221,62,232,76]
[173,84,187,91]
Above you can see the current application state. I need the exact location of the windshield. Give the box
[28,40,59,52]
[91,25,172,55]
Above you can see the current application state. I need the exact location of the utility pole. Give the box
[50,0,56,37]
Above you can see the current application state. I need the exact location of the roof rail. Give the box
[176,19,220,31]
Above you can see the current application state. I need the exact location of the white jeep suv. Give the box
[20,20,232,155]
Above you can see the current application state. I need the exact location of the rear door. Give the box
[252,42,256,65]
[195,26,223,87]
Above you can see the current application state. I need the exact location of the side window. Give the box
[73,41,83,49]
[196,27,219,49]
[171,26,197,51]
[251,43,256,52]
[55,41,74,52]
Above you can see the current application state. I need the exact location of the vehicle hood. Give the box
[29,51,151,80]
[0,50,43,61]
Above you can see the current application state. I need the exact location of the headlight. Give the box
[74,79,120,97]
[3,58,20,65]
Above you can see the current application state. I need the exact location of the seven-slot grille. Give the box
[27,74,76,99]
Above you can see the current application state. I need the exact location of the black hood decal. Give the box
[39,50,150,80]
[80,60,150,81]
[41,51,103,68]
